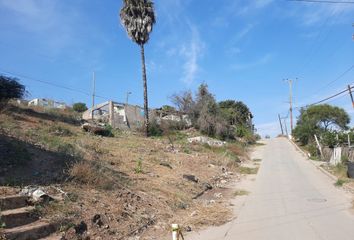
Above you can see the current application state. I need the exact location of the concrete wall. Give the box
[82,101,144,129]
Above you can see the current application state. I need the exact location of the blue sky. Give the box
[0,0,353,137]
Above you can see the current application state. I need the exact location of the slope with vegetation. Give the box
[0,102,258,239]
[292,104,354,188]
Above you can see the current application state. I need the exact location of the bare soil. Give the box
[0,104,252,239]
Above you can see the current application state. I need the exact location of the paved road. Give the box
[189,138,354,240]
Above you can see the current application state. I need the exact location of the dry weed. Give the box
[69,161,114,190]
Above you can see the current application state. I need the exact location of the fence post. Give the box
[348,133,351,148]
[172,224,179,240]
[314,134,323,158]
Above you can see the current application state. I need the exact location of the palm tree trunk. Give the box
[140,44,149,137]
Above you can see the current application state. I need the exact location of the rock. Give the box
[159,162,173,169]
[187,136,226,147]
[82,123,108,136]
[190,211,197,217]
[214,193,223,198]
[183,174,199,183]
[202,182,213,191]
[185,226,192,232]
[75,221,88,235]
[92,214,103,227]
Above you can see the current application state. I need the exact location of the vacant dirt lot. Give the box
[0,104,257,239]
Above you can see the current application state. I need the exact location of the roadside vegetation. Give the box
[292,104,354,186]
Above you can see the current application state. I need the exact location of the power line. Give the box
[314,65,354,92]
[308,87,350,106]
[301,64,354,100]
[0,68,111,101]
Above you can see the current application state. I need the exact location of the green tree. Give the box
[219,100,252,127]
[0,75,26,109]
[72,102,88,112]
[293,104,350,145]
[120,0,156,137]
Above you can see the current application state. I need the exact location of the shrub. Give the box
[148,119,163,136]
[134,158,143,174]
[322,131,337,148]
[306,144,319,158]
[72,102,88,112]
[69,161,114,190]
[0,75,26,109]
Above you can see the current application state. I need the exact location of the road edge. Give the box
[288,138,354,193]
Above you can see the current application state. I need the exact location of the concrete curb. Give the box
[288,140,354,193]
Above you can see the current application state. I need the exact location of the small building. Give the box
[82,101,144,129]
[152,108,192,128]
[28,98,67,109]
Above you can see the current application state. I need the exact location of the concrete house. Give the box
[28,98,67,109]
[82,101,144,129]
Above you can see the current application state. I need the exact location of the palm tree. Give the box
[120,0,156,137]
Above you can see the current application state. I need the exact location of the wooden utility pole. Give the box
[278,114,284,135]
[348,85,354,108]
[284,79,294,133]
[109,101,115,127]
[283,118,288,136]
[91,71,96,120]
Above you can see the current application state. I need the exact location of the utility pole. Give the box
[91,71,96,120]
[278,114,284,135]
[126,91,132,106]
[283,118,288,136]
[284,79,294,134]
[348,85,354,108]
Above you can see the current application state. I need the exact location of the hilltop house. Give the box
[28,98,67,109]
[83,101,192,129]
[82,101,144,129]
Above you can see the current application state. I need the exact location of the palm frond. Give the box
[120,0,156,45]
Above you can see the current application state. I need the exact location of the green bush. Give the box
[148,120,163,136]
[306,144,319,158]
[72,102,88,112]
[0,75,26,109]
[321,131,337,148]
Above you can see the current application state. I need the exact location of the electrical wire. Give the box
[307,86,351,106]
[0,68,111,101]
[300,64,354,101]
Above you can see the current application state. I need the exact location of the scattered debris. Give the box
[82,122,107,136]
[160,162,173,169]
[193,182,213,199]
[185,226,192,232]
[202,182,213,191]
[214,193,223,199]
[187,136,226,147]
[74,221,88,235]
[92,214,104,228]
[183,174,199,183]
[20,186,53,203]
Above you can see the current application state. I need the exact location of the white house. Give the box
[28,98,67,109]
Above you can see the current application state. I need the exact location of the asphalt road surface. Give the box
[188,138,354,240]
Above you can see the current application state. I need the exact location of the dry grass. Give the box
[234,190,250,196]
[239,166,259,175]
[227,144,247,159]
[68,161,115,190]
[0,104,253,239]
